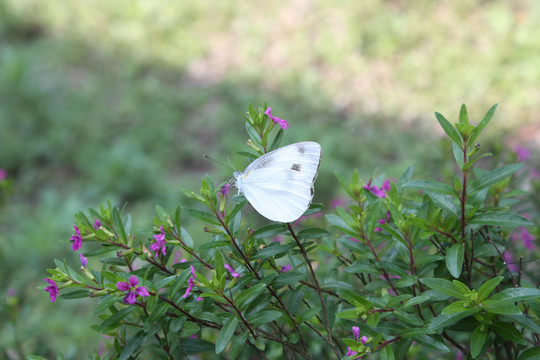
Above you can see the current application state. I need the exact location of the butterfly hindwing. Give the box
[235,142,322,222]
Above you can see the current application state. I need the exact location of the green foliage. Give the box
[35,104,540,359]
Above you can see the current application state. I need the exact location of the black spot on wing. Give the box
[297,144,305,154]
[310,186,314,196]
[291,163,301,172]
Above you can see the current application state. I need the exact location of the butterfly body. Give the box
[234,141,322,223]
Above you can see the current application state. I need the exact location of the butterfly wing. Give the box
[236,142,322,222]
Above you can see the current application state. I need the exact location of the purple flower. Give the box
[352,326,360,340]
[70,225,83,251]
[80,253,88,267]
[116,276,149,305]
[183,277,194,298]
[149,226,167,257]
[220,183,231,196]
[0,168,6,180]
[503,252,518,272]
[224,264,242,278]
[183,265,197,298]
[7,288,16,297]
[346,347,362,359]
[364,180,391,198]
[331,197,346,209]
[515,145,531,162]
[93,219,102,230]
[281,264,292,273]
[521,228,535,250]
[374,211,391,232]
[265,107,289,129]
[360,336,368,344]
[196,296,204,302]
[44,279,59,302]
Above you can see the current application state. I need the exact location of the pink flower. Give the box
[70,225,83,251]
[360,336,368,344]
[0,168,6,180]
[272,235,283,243]
[352,326,360,340]
[220,183,231,196]
[265,107,289,129]
[520,228,535,250]
[80,253,88,267]
[503,252,518,272]
[196,296,204,302]
[149,226,167,257]
[346,347,357,356]
[224,264,241,278]
[455,352,464,360]
[116,276,149,305]
[281,264,292,273]
[364,180,391,198]
[44,279,59,302]
[93,219,102,230]
[183,265,197,298]
[375,211,391,232]
[331,197,346,209]
[515,146,531,162]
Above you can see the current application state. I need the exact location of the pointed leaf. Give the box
[435,112,462,144]
[216,316,238,354]
[478,276,504,302]
[420,278,467,300]
[446,243,464,278]
[468,163,523,195]
[491,320,527,345]
[470,325,487,358]
[489,287,540,302]
[469,212,533,228]
[403,180,457,196]
[469,104,497,146]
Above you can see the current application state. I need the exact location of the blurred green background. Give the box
[0,0,539,358]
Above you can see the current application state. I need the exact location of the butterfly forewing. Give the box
[236,142,322,222]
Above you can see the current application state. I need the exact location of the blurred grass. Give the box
[0,0,539,358]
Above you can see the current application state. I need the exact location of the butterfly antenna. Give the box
[203,154,235,171]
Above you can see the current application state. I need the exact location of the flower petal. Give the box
[128,275,139,288]
[116,281,130,291]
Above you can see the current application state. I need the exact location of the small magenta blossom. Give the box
[520,228,535,250]
[220,183,231,196]
[503,252,518,272]
[346,347,362,359]
[281,264,292,273]
[70,225,83,251]
[196,296,204,302]
[80,253,88,267]
[360,336,368,344]
[265,107,289,129]
[44,279,59,302]
[352,326,360,340]
[374,211,391,232]
[0,168,6,180]
[116,276,149,305]
[224,263,241,278]
[364,180,391,198]
[93,219,102,230]
[183,265,197,298]
[515,145,531,162]
[149,226,167,257]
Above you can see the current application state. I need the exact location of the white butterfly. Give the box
[234,141,322,223]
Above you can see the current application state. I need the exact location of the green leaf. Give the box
[97,306,138,332]
[250,243,294,261]
[59,289,90,299]
[414,334,450,352]
[489,287,540,302]
[435,111,462,144]
[379,345,395,360]
[402,295,431,309]
[453,142,465,169]
[428,309,481,330]
[214,250,225,281]
[325,214,357,236]
[459,104,469,125]
[445,243,464,278]
[478,276,504,302]
[252,224,287,239]
[426,191,459,217]
[297,228,330,239]
[216,316,238,354]
[393,310,423,326]
[468,163,523,196]
[246,310,283,325]
[273,271,306,287]
[403,180,457,196]
[235,283,268,308]
[491,320,527,345]
[182,207,221,226]
[470,325,487,358]
[420,278,467,300]
[269,128,284,151]
[482,300,522,315]
[180,226,194,247]
[245,122,261,145]
[119,330,145,360]
[518,346,540,360]
[469,211,533,228]
[112,207,128,242]
[504,314,540,333]
[441,301,471,315]
[469,103,497,146]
